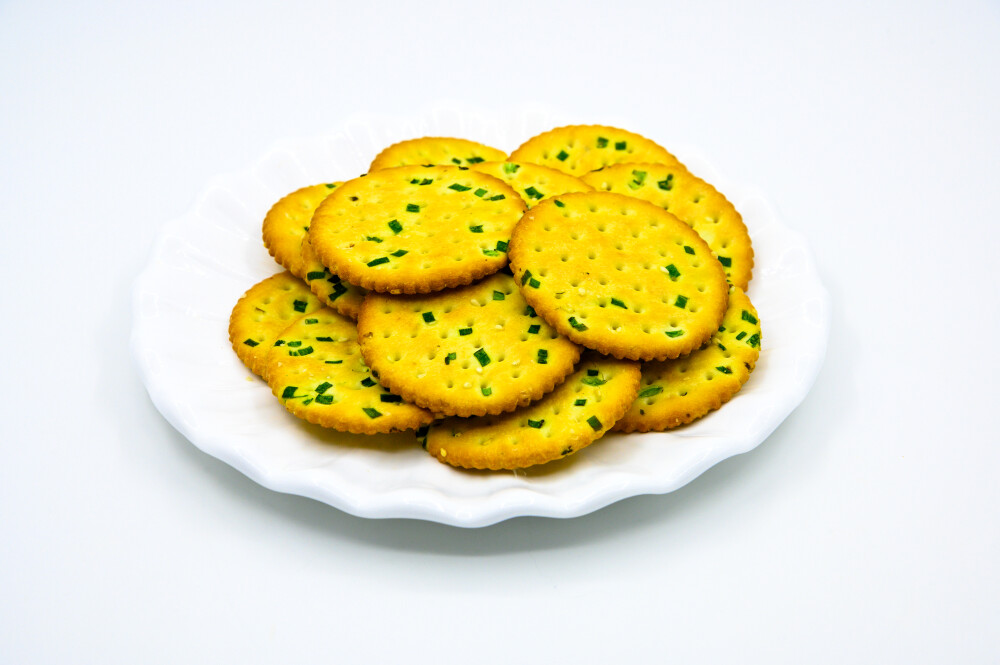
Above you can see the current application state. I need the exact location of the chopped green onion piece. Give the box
[451,158,462,165]
[388,220,403,234]
[717,343,727,351]
[521,270,532,285]
[287,341,302,347]
[473,188,487,197]
[581,376,607,386]
[419,178,432,185]
[481,386,492,397]
[631,169,647,184]
[503,162,520,174]
[524,186,544,200]
[716,366,732,374]
[553,199,565,208]
[324,359,342,364]
[327,274,341,284]
[459,327,472,336]
[445,352,456,365]
[684,245,695,255]
[665,330,684,338]
[361,377,377,387]
[718,256,732,267]
[391,249,408,257]
[747,333,760,348]
[406,204,420,212]
[742,310,758,325]
[610,297,626,309]
[665,264,681,280]
[293,300,307,312]
[537,349,548,364]
[527,324,540,334]
[736,331,747,340]
[474,348,491,366]
[574,399,587,406]
[587,415,603,430]
[657,174,674,190]
[525,305,537,317]
[615,141,626,150]
[367,257,389,266]
[596,137,608,148]
[638,385,663,398]
[556,150,569,161]
[330,283,348,299]
[273,340,285,346]
[315,394,333,405]
[449,183,471,192]
[467,156,484,164]
[362,407,382,419]
[675,295,688,308]
[528,278,540,289]
[243,338,258,347]
[495,240,509,252]
[489,194,505,201]
[289,346,314,356]
[304,318,318,324]
[306,271,326,280]
[380,394,402,403]
[492,290,505,301]
[302,398,313,406]
[315,382,332,394]
[568,316,588,331]
[527,419,544,428]
[325,183,337,189]
[469,225,483,233]
[366,235,383,243]
[281,386,297,399]
[587,369,599,376]
[482,249,500,257]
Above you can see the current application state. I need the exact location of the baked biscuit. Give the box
[509,125,681,177]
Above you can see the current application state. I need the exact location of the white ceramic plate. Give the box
[131,104,830,527]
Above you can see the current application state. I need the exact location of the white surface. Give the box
[1,0,998,662]
[132,106,829,526]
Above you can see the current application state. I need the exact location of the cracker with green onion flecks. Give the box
[615,286,761,432]
[262,183,342,277]
[266,308,434,434]
[509,125,683,177]
[299,235,367,319]
[582,163,754,289]
[309,165,526,294]
[422,353,640,470]
[469,161,593,207]
[508,192,729,361]
[228,271,324,378]
[358,273,581,417]
[369,137,507,172]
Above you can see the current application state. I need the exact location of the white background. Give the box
[2,1,998,663]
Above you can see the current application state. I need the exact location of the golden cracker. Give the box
[582,163,754,289]
[299,235,367,319]
[310,165,526,294]
[261,183,341,277]
[508,192,729,361]
[469,161,593,207]
[369,137,507,172]
[615,287,761,432]
[266,308,434,434]
[509,125,682,177]
[228,271,324,378]
[358,273,581,417]
[423,353,640,470]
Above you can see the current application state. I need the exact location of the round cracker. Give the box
[615,286,761,432]
[358,273,581,417]
[261,183,341,277]
[469,161,593,207]
[309,165,527,294]
[369,137,507,172]
[265,308,434,434]
[423,353,640,470]
[509,125,682,177]
[299,235,367,319]
[582,163,753,289]
[508,192,729,361]
[228,271,324,378]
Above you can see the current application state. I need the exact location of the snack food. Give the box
[422,353,640,470]
[369,137,506,172]
[615,286,761,431]
[508,192,729,361]
[262,183,341,278]
[581,163,753,289]
[509,125,681,176]
[309,165,526,294]
[299,236,366,319]
[468,161,593,206]
[358,273,581,416]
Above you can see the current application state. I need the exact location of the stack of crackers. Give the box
[229,125,762,470]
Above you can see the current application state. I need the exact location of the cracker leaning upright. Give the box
[509,125,682,177]
[309,165,526,294]
[508,192,729,361]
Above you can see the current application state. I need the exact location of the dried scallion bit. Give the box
[503,162,520,174]
[362,407,382,419]
[361,377,377,387]
[489,194,505,201]
[289,346,314,356]
[304,318,318,324]
[451,157,462,165]
[717,343,727,351]
[736,331,747,341]
[467,156,484,164]
[718,256,732,267]
[405,204,420,213]
[330,283,347,299]
[537,349,548,364]
[473,348,491,366]
[281,386,297,399]
[306,271,326,280]
[273,340,286,347]
[554,149,569,162]
[325,183,337,189]
[482,249,500,257]
[390,249,408,257]
[587,369,599,376]
[449,183,471,192]
[327,275,341,284]
[492,290,505,301]
[388,220,403,234]
[615,141,627,150]
[665,264,681,280]
[287,341,302,347]
[528,278,540,289]
[527,324,540,334]
[675,295,688,308]
[469,225,483,233]
[367,257,389,266]
[568,316,588,331]
[473,188,487,197]
[742,310,758,325]
[243,338,258,347]
[657,174,674,190]
[527,419,544,428]
[629,170,647,189]
[596,137,609,148]
[525,305,537,317]
[380,393,402,403]
[495,240,508,252]
[521,270,533,285]
[293,300,307,312]
[587,415,603,430]
[747,333,760,348]
[419,178,433,185]
[553,199,565,208]
[610,297,627,309]
[324,359,342,364]
[311,394,331,405]
[524,186,544,200]
[665,329,684,338]
[444,352,456,365]
[481,386,492,396]
[684,245,695,255]
[459,327,473,336]
[421,312,436,324]
[365,236,383,244]
[581,376,607,386]
[716,366,732,374]
[315,382,333,394]
[638,385,663,398]
[574,399,587,406]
